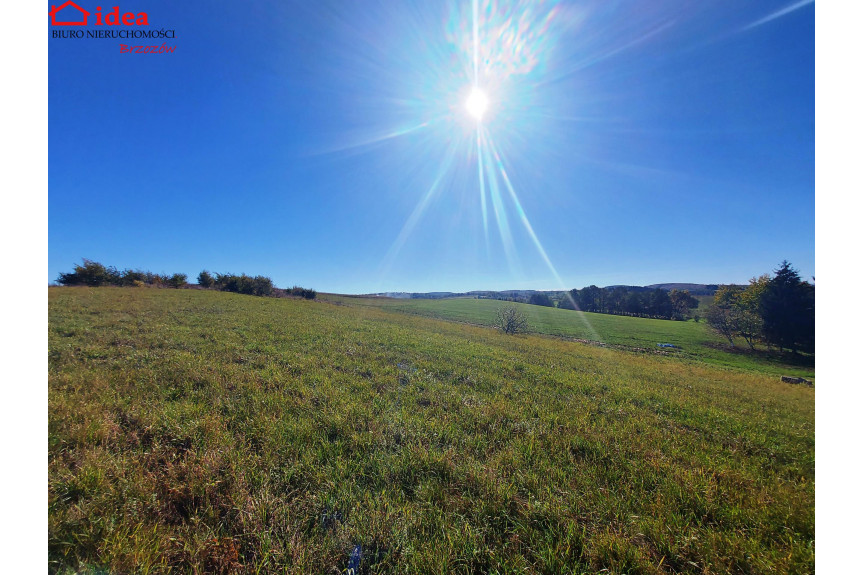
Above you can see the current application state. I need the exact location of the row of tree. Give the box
[196,271,274,296]
[196,270,317,299]
[57,259,188,288]
[557,285,699,320]
[56,260,316,300]
[196,270,316,299]
[706,261,814,354]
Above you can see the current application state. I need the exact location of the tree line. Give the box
[706,261,813,354]
[197,271,316,299]
[57,259,188,288]
[195,271,275,297]
[557,285,699,320]
[56,260,316,299]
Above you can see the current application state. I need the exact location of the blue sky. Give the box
[48,0,814,293]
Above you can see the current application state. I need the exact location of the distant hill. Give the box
[368,292,461,299]
[367,290,545,300]
[367,284,724,299]
[366,283,719,302]
[604,285,655,293]
[646,283,720,295]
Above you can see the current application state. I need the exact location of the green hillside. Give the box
[322,295,813,379]
[49,288,813,574]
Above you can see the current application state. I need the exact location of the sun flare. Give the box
[465,87,489,121]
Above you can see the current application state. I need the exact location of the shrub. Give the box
[197,270,215,288]
[252,276,274,297]
[57,259,119,287]
[496,305,529,335]
[57,261,196,290]
[120,269,147,286]
[290,286,316,300]
[56,261,287,297]
[214,274,275,296]
[214,273,234,292]
[167,273,188,289]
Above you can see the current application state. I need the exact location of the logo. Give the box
[49,2,149,26]
[49,1,89,25]
[49,2,174,51]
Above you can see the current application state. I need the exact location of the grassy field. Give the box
[321,295,814,379]
[49,288,814,574]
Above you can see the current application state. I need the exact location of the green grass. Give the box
[50,287,814,574]
[321,295,814,379]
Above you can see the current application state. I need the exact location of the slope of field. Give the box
[49,288,814,574]
[323,295,813,379]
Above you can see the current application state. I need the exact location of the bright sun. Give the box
[465,87,489,121]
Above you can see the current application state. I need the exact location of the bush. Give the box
[57,259,118,287]
[197,270,215,288]
[496,305,529,335]
[56,260,188,289]
[120,269,147,286]
[56,261,291,298]
[290,286,317,300]
[214,273,275,296]
[167,273,188,289]
[252,276,274,297]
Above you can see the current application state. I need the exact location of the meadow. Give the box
[49,287,814,574]
[322,295,814,379]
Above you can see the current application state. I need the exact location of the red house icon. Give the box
[49,1,90,26]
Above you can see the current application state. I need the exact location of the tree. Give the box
[167,273,187,289]
[197,270,215,288]
[579,285,602,312]
[736,275,769,349]
[57,259,119,286]
[669,289,699,320]
[760,261,814,353]
[705,265,814,353]
[558,292,577,310]
[251,275,274,296]
[290,286,316,299]
[528,292,553,307]
[496,305,529,335]
[706,302,738,345]
[706,285,743,345]
[624,292,644,315]
[120,269,147,286]
[608,287,628,314]
[648,288,673,318]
